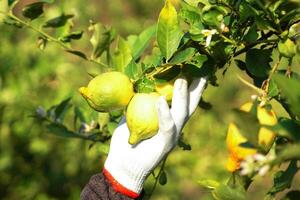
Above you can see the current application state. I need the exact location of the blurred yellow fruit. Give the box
[79,72,134,112]
[226,102,277,172]
[155,81,174,103]
[126,92,160,145]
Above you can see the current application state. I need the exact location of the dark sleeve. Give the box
[80,173,144,200]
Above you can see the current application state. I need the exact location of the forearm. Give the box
[81,172,144,200]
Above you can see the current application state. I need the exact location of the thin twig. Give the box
[146,157,168,199]
[3,12,110,68]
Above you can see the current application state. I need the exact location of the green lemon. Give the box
[126,92,160,145]
[79,72,134,112]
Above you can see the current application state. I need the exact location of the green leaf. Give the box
[159,171,167,185]
[184,0,203,7]
[54,97,71,120]
[22,2,44,20]
[187,54,207,68]
[131,25,156,60]
[135,77,155,93]
[278,38,296,58]
[46,123,79,138]
[201,7,224,28]
[65,49,88,60]
[107,121,118,135]
[60,31,83,43]
[245,49,272,78]
[239,2,256,23]
[179,1,201,25]
[170,47,196,64]
[74,106,86,123]
[199,99,212,110]
[275,144,300,163]
[157,0,182,61]
[178,137,192,151]
[234,59,247,71]
[265,118,300,142]
[124,60,142,81]
[269,160,299,195]
[43,14,74,28]
[227,172,252,191]
[112,38,133,72]
[142,47,162,67]
[243,25,258,42]
[268,78,279,98]
[232,109,260,146]
[273,74,300,117]
[212,184,246,200]
[198,179,220,189]
[89,23,115,59]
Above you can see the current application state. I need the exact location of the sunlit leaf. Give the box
[112,37,133,73]
[135,77,155,93]
[198,179,220,189]
[157,0,182,61]
[212,184,246,200]
[278,38,296,58]
[170,47,195,64]
[124,60,142,80]
[131,25,156,60]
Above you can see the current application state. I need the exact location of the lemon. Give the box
[226,102,277,172]
[155,81,174,103]
[126,92,160,145]
[79,72,134,112]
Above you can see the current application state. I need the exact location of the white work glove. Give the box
[104,76,208,198]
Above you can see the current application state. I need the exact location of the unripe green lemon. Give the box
[126,92,160,145]
[79,72,134,112]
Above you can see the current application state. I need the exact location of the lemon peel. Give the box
[79,72,134,112]
[126,92,160,145]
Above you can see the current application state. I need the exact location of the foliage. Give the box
[1,0,300,199]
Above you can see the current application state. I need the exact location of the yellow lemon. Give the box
[126,92,160,145]
[155,81,174,103]
[79,72,134,112]
[226,102,277,172]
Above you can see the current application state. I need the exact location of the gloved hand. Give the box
[103,76,208,198]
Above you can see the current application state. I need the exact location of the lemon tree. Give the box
[2,0,300,199]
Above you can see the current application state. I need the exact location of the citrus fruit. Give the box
[79,72,134,112]
[155,81,174,103]
[126,92,160,145]
[226,102,277,172]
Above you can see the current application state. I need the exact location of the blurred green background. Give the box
[0,0,299,199]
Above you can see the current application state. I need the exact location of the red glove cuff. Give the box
[102,167,140,199]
